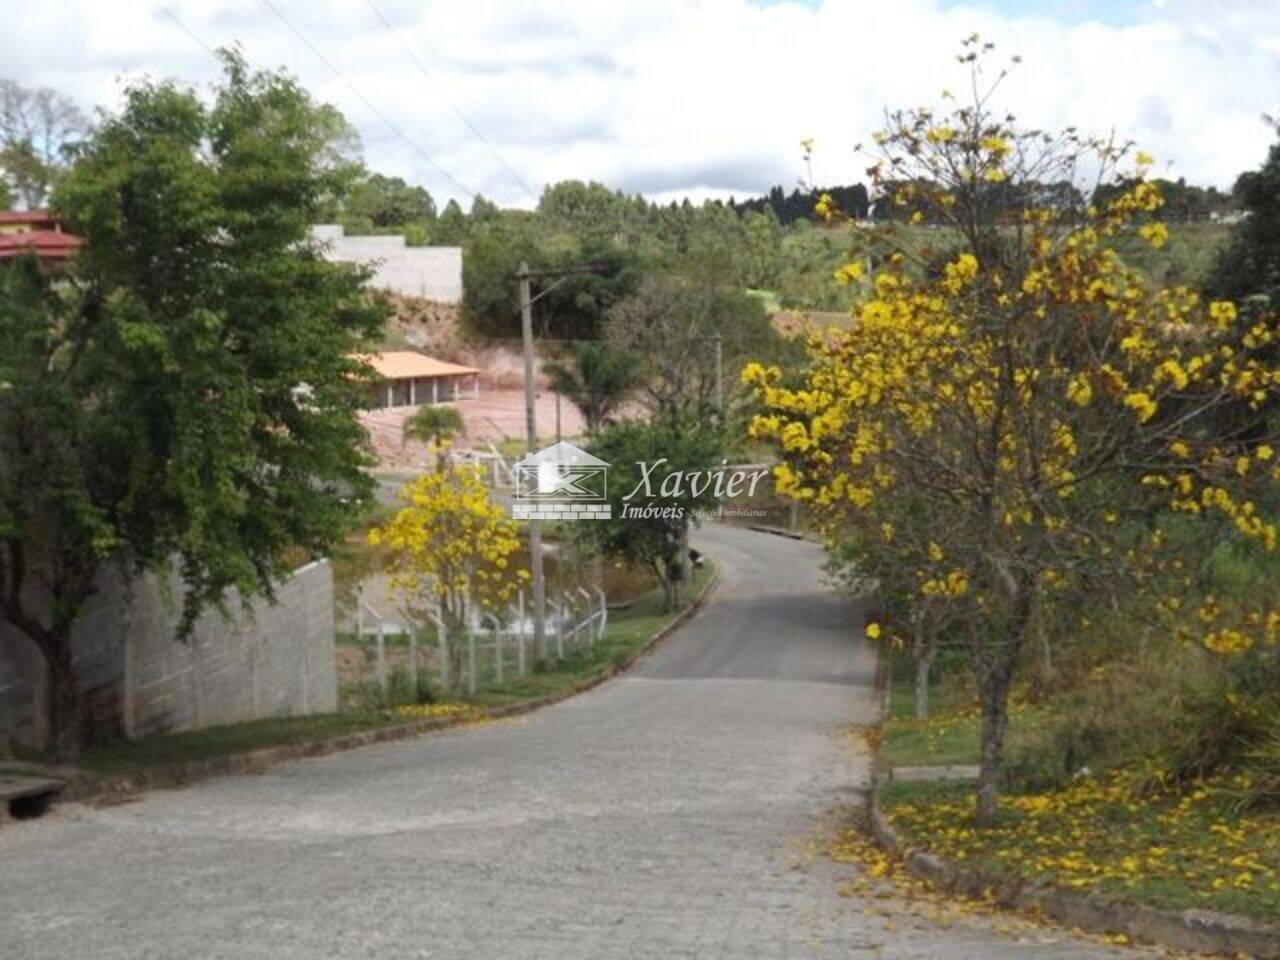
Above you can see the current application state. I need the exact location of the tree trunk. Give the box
[915,654,933,720]
[45,629,83,761]
[976,674,1011,825]
[677,523,691,588]
[1037,618,1053,684]
[913,610,935,720]
[973,579,1035,825]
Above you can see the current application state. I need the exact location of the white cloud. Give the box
[2,0,1277,207]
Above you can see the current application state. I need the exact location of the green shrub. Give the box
[1149,686,1275,788]
[1002,639,1280,800]
[1240,725,1280,810]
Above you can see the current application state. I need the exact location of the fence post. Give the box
[376,621,388,697]
[427,607,448,692]
[493,620,503,686]
[483,612,503,687]
[514,591,524,670]
[516,590,527,674]
[408,628,418,697]
[595,586,608,642]
[550,598,564,659]
[570,595,584,652]
[577,588,593,652]
[467,628,477,696]
[441,620,450,692]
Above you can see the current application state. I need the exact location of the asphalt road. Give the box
[0,526,1141,959]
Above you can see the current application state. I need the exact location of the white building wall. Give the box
[311,224,463,303]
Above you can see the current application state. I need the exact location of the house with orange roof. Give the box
[356,350,480,409]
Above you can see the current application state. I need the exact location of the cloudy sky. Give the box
[5,1,1279,208]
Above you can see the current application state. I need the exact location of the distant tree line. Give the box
[730,183,870,223]
[1094,177,1236,222]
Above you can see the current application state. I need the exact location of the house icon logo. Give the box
[512,441,611,520]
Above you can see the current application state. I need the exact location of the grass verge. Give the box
[877,679,1280,921]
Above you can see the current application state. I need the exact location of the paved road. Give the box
[1,526,1138,959]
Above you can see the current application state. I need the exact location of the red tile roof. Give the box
[0,230,83,261]
[0,209,59,227]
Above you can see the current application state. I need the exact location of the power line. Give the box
[362,0,537,203]
[159,6,217,56]
[260,0,478,202]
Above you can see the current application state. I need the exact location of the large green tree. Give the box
[578,417,723,610]
[342,171,436,230]
[434,198,469,244]
[0,51,384,757]
[1207,129,1280,306]
[402,404,464,470]
[462,219,642,341]
[604,259,778,425]
[537,179,649,247]
[543,340,640,435]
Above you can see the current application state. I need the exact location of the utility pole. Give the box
[514,260,610,662]
[714,334,724,420]
[518,261,547,661]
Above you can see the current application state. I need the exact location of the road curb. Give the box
[865,766,1280,957]
[57,567,722,808]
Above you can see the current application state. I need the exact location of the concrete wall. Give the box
[312,224,463,303]
[0,560,336,752]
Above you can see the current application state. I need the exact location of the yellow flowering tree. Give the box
[746,39,1280,823]
[369,465,528,689]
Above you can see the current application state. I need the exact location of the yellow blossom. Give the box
[1139,222,1169,249]
[1066,374,1093,407]
[1124,391,1158,423]
[833,262,864,285]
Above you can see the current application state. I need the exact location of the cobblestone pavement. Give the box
[0,527,1155,959]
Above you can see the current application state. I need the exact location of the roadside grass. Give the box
[878,676,1059,770]
[876,669,1280,921]
[78,712,409,774]
[879,674,978,768]
[77,563,713,776]
[879,707,979,769]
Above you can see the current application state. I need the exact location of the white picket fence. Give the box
[454,442,516,489]
[358,586,608,697]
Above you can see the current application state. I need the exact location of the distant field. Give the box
[1114,220,1232,286]
[745,288,783,313]
[764,220,1233,317]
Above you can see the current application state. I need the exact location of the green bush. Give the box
[1240,725,1280,810]
[1150,686,1276,788]
[1002,639,1280,799]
